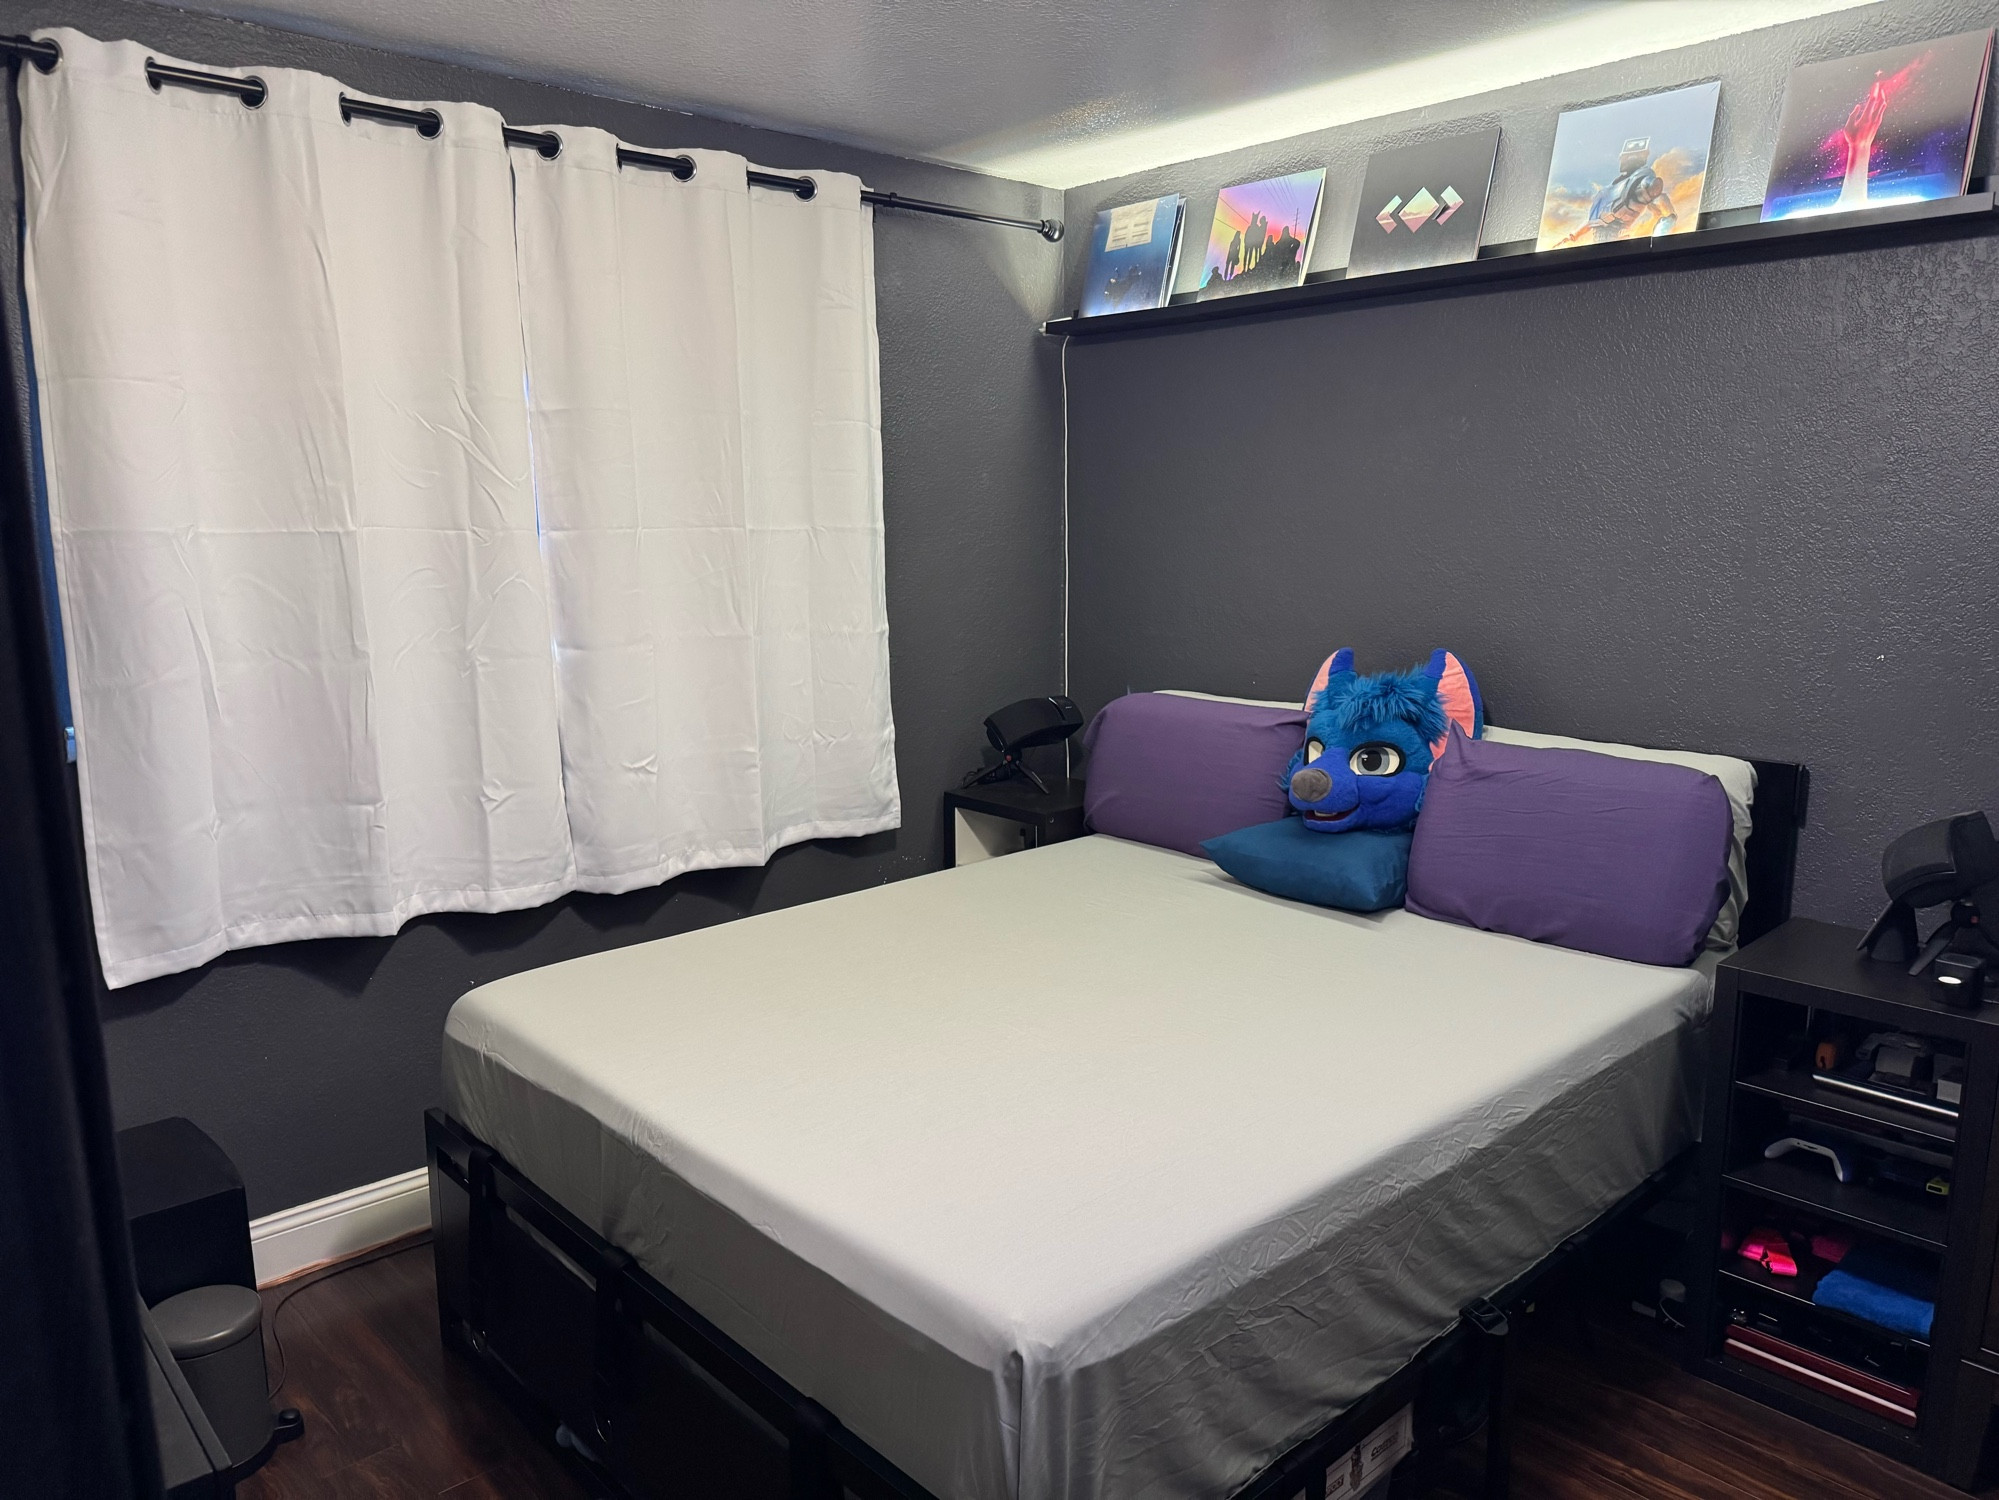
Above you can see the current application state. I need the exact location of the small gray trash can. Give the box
[152,1284,272,1468]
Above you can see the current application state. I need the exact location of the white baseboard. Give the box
[251,1166,430,1287]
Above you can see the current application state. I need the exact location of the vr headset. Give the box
[1860,812,1999,997]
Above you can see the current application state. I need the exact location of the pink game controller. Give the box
[1738,1227,1798,1277]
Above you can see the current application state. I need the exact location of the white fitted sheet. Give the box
[443,834,1709,1500]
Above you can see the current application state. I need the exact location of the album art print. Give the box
[1346,128,1501,278]
[1079,194,1186,317]
[1197,169,1326,301]
[1536,82,1720,251]
[1761,30,1992,222]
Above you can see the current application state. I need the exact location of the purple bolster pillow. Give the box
[1406,727,1733,966]
[1083,693,1305,857]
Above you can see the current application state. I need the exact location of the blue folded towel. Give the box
[1812,1243,1937,1340]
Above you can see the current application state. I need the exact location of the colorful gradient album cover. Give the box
[1197,169,1326,301]
[1079,194,1186,317]
[1536,82,1720,251]
[1346,128,1501,279]
[1761,30,1992,222]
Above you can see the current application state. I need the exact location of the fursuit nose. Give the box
[1290,766,1332,802]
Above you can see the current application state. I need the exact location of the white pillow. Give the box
[1156,689,1303,710]
[1484,725,1757,953]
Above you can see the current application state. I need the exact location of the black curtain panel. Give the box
[0,100,158,1494]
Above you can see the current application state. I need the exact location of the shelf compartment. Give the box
[1704,1354,1925,1460]
[1719,1252,1827,1306]
[1735,1069,1958,1148]
[1724,1157,1948,1251]
[1716,1262,1932,1357]
[1712,1348,1923,1438]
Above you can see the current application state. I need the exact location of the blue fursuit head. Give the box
[1285,647,1483,832]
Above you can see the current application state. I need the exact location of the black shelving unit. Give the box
[1692,918,1999,1488]
[1045,190,1999,338]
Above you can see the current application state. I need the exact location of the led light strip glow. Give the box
[969,0,1885,190]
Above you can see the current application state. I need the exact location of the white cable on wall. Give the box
[1061,333,1072,776]
[1061,333,1071,699]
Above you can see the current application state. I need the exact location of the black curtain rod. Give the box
[0,35,1063,241]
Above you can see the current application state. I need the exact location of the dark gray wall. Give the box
[1059,0,1999,932]
[1063,230,1999,932]
[0,0,1065,1213]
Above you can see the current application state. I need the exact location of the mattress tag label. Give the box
[1324,1404,1413,1497]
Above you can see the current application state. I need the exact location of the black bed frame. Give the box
[427,757,1810,1500]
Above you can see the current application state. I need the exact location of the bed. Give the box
[427,747,1805,1500]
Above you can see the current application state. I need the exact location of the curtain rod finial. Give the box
[1041,220,1064,244]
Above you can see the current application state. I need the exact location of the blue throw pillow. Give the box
[1201,818,1411,912]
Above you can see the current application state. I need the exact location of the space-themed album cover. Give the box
[1345,128,1500,278]
[1537,82,1720,251]
[1078,194,1186,317]
[1761,30,1992,222]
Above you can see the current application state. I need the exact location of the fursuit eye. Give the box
[1305,739,1324,762]
[1349,743,1403,777]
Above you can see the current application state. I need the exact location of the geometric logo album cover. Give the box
[1345,127,1501,279]
[1761,29,1992,222]
[1197,168,1327,301]
[1537,82,1720,250]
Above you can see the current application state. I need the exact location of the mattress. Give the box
[443,834,1710,1500]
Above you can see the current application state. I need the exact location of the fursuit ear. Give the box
[1305,648,1355,713]
[1421,648,1483,758]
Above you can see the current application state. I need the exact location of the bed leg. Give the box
[426,1112,493,1360]
[789,1396,842,1500]
[591,1248,635,1458]
[462,1144,497,1357]
[1462,1298,1512,1500]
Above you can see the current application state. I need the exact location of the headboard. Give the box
[1740,759,1810,947]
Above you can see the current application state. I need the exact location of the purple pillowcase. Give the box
[1082,694,1305,857]
[1406,728,1733,966]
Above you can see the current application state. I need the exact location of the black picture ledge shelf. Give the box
[1043,189,1998,337]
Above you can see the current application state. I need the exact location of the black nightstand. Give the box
[1691,917,1999,1488]
[942,778,1086,866]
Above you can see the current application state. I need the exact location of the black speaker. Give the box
[964,695,1082,794]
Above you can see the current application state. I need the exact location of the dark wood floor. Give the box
[240,1237,586,1500]
[239,1235,1981,1500]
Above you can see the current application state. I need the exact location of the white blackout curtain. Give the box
[22,33,574,986]
[512,128,897,891]
[21,33,899,985]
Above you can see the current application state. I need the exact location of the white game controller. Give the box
[1763,1136,1854,1184]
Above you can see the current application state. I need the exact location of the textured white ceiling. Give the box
[180,0,1883,187]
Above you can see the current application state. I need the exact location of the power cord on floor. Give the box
[266,1233,430,1400]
